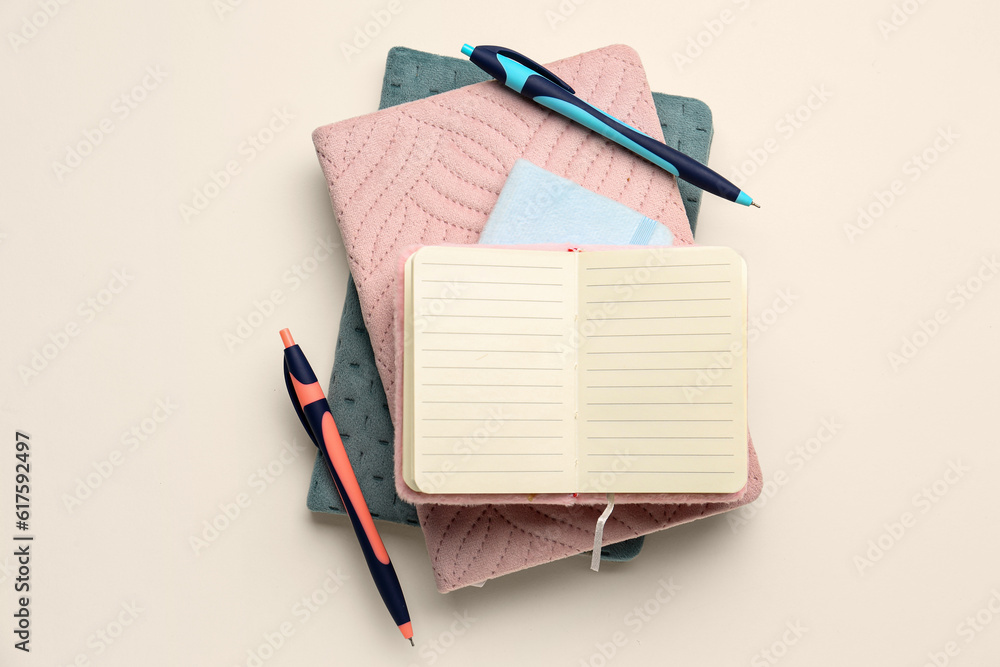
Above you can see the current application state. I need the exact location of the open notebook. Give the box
[402,245,748,495]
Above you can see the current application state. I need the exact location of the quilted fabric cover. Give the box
[312,45,761,592]
[310,48,721,567]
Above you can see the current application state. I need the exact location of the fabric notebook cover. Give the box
[308,47,722,561]
[307,46,717,548]
[310,46,761,590]
[479,159,675,245]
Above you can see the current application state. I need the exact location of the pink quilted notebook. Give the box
[312,45,761,592]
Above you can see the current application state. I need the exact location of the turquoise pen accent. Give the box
[461,44,758,208]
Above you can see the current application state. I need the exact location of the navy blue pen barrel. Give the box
[283,345,318,386]
[619,124,742,201]
[468,46,505,82]
[522,75,744,203]
[301,397,411,629]
[282,347,412,632]
[282,356,320,449]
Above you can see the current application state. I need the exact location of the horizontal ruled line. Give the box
[424,383,562,387]
[422,262,563,269]
[585,263,730,270]
[421,435,563,439]
[422,297,561,303]
[423,349,559,353]
[425,314,562,320]
[585,418,734,422]
[587,436,736,440]
[586,367,736,372]
[586,298,731,304]
[585,453,735,457]
[586,402,732,405]
[421,332,562,337]
[585,350,729,355]
[421,452,562,456]
[422,418,563,422]
[586,470,734,474]
[588,332,729,337]
[586,384,732,389]
[422,366,563,371]
[423,470,564,473]
[423,279,563,286]
[603,315,731,320]
[422,400,564,405]
[585,280,730,287]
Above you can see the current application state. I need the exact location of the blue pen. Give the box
[461,44,759,208]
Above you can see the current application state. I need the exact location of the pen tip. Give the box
[409,637,415,647]
[279,329,294,348]
[750,201,760,208]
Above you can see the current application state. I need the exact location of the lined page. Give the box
[409,246,577,494]
[576,247,747,493]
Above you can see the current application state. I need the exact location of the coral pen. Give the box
[280,328,413,645]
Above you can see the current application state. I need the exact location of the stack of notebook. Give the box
[308,45,761,593]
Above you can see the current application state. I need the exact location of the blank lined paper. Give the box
[402,245,747,495]
[577,247,747,493]
[409,246,577,494]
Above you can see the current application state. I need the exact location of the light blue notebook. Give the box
[478,159,675,246]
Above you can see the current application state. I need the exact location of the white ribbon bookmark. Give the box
[590,493,615,572]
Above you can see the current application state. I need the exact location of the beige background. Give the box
[2,1,999,665]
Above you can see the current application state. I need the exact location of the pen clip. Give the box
[495,47,575,94]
